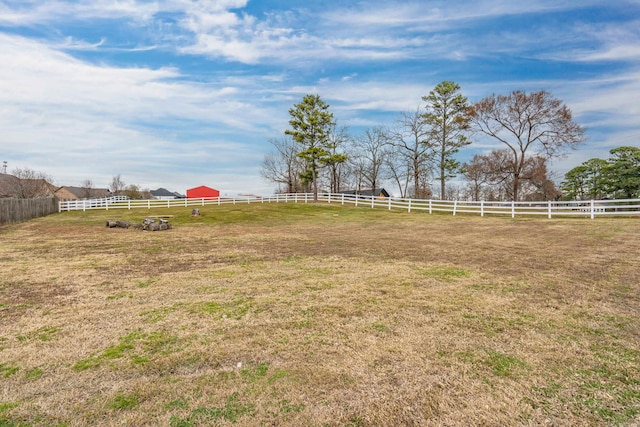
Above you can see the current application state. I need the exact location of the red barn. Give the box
[186,185,220,200]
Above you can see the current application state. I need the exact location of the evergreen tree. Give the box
[285,94,336,201]
[422,81,471,200]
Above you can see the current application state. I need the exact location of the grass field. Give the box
[1,203,639,426]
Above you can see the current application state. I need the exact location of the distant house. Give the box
[150,188,183,200]
[186,185,220,200]
[340,188,390,200]
[55,186,111,201]
[0,173,56,198]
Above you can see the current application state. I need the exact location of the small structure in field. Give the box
[186,185,220,200]
[340,188,390,200]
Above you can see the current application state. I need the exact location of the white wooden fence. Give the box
[58,193,640,219]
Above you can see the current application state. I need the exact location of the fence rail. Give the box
[58,193,640,219]
[0,197,59,225]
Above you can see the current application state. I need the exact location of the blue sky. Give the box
[1,0,639,196]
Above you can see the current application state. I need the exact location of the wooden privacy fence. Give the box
[58,193,640,219]
[0,197,58,226]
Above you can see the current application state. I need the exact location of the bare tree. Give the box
[346,146,368,192]
[261,136,306,193]
[468,90,585,200]
[110,174,126,195]
[463,150,560,201]
[462,155,492,201]
[384,150,411,198]
[322,124,350,193]
[353,126,389,192]
[123,184,144,200]
[10,168,54,198]
[387,108,433,198]
[80,179,94,199]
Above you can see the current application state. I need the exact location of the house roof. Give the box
[0,173,55,198]
[187,185,219,192]
[151,188,183,197]
[55,186,111,199]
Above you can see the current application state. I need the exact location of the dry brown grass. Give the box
[1,204,639,426]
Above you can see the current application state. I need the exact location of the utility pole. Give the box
[1,161,7,174]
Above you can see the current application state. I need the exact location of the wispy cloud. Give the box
[0,32,285,191]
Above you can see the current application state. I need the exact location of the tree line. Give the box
[562,146,640,200]
[262,82,596,201]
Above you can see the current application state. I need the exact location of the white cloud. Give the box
[0,33,284,193]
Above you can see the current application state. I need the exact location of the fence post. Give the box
[511,201,515,218]
[342,194,345,205]
[590,200,595,220]
[481,200,484,217]
[388,197,391,210]
[429,199,432,214]
[408,199,412,213]
[328,192,331,204]
[355,195,358,207]
[371,195,375,208]
[548,201,552,219]
[453,200,457,216]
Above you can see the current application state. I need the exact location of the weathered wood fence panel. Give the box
[0,197,58,226]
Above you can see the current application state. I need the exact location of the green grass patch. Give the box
[109,392,140,411]
[483,350,528,378]
[418,265,472,281]
[73,330,181,370]
[16,326,59,342]
[240,361,270,382]
[106,293,133,300]
[0,363,19,378]
[371,322,389,332]
[193,298,253,320]
[135,278,157,288]
[165,398,189,411]
[24,368,43,380]
[140,305,180,323]
[169,392,255,426]
[0,402,19,414]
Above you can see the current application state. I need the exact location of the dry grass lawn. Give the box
[0,203,639,426]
